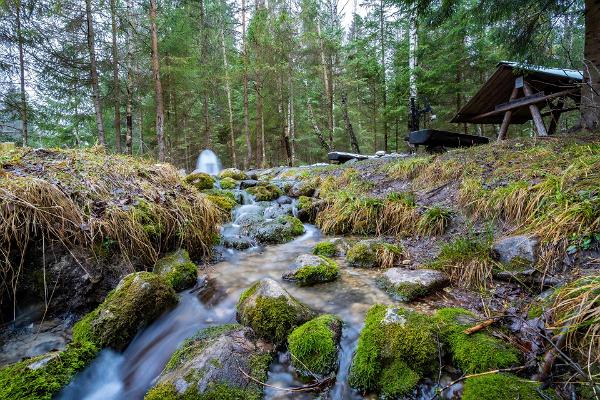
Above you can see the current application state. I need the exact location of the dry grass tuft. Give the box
[416,205,452,236]
[316,191,382,235]
[385,157,431,180]
[549,276,600,375]
[375,243,407,269]
[377,192,419,237]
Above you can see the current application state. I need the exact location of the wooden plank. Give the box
[523,81,547,136]
[497,86,520,140]
[494,92,545,112]
[471,88,575,122]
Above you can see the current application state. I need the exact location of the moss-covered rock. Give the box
[185,172,215,190]
[219,176,237,190]
[246,215,305,244]
[434,308,520,374]
[288,178,319,197]
[287,314,342,377]
[346,240,404,268]
[145,324,272,400]
[462,373,558,400]
[282,254,339,286]
[0,341,98,400]
[72,272,178,351]
[236,278,314,344]
[246,182,283,201]
[376,268,449,301]
[219,168,248,181]
[154,249,197,291]
[312,241,337,257]
[348,305,437,397]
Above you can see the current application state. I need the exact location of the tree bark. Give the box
[15,0,28,146]
[85,0,105,146]
[317,19,333,148]
[242,0,252,168]
[408,9,418,104]
[149,0,165,161]
[581,0,600,131]
[125,0,134,154]
[110,0,122,152]
[379,0,387,152]
[341,91,360,153]
[221,28,236,168]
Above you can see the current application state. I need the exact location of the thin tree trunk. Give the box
[125,0,134,154]
[149,0,165,161]
[307,100,330,151]
[288,72,295,166]
[15,0,28,146]
[110,0,122,152]
[317,19,333,148]
[199,0,211,148]
[85,0,105,145]
[408,9,418,102]
[380,0,387,152]
[242,0,252,168]
[341,91,360,153]
[581,0,600,131]
[221,28,236,168]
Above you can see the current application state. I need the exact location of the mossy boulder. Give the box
[185,172,215,190]
[154,249,198,291]
[203,189,238,214]
[246,182,283,201]
[287,314,342,377]
[376,268,449,301]
[282,254,339,286]
[219,168,248,181]
[72,272,178,351]
[288,178,319,197]
[296,196,325,223]
[434,308,520,374]
[312,241,337,257]
[462,373,558,400]
[145,324,273,400]
[348,305,437,397]
[219,176,237,190]
[245,215,305,244]
[346,240,404,268]
[263,203,293,219]
[236,278,314,344]
[0,341,98,400]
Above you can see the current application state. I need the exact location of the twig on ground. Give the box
[238,367,333,393]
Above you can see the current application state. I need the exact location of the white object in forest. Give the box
[195,149,222,175]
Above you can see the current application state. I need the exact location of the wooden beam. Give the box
[547,98,564,135]
[523,81,547,136]
[541,106,578,117]
[470,88,577,122]
[497,86,519,141]
[495,92,545,112]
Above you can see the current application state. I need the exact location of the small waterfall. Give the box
[194,149,222,175]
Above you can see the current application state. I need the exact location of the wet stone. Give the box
[377,268,449,301]
[263,203,293,219]
[492,235,539,265]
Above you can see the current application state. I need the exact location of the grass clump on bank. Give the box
[316,191,382,235]
[462,373,558,400]
[288,314,342,376]
[377,192,419,236]
[429,235,497,288]
[346,240,406,268]
[416,205,452,236]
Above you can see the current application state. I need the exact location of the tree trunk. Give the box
[110,0,122,153]
[85,0,105,146]
[125,0,134,154]
[581,0,600,131]
[242,0,252,168]
[221,28,237,168]
[341,91,360,153]
[317,20,333,148]
[408,9,418,103]
[307,100,330,151]
[149,0,165,161]
[379,0,387,152]
[287,72,296,166]
[15,0,28,146]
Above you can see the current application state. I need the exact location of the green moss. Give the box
[132,199,164,237]
[145,381,261,400]
[154,249,198,291]
[71,272,178,351]
[0,341,99,400]
[237,281,259,308]
[240,296,301,344]
[288,315,341,376]
[379,359,421,398]
[312,241,336,257]
[145,382,179,400]
[219,177,237,190]
[379,281,429,302]
[278,215,305,236]
[346,242,377,268]
[185,172,215,190]
[246,183,283,201]
[349,305,436,395]
[527,303,544,319]
[434,308,520,374]
[205,193,237,214]
[219,168,248,181]
[297,195,313,212]
[248,353,272,383]
[288,256,339,286]
[462,373,558,400]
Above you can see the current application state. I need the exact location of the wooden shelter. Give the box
[452,62,583,139]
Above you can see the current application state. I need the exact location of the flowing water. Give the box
[194,149,222,175]
[59,193,452,400]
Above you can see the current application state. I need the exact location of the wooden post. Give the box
[523,81,548,136]
[547,98,565,135]
[497,86,520,140]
